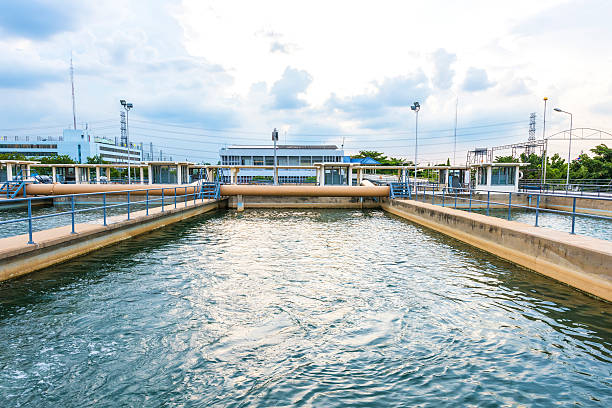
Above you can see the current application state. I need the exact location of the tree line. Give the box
[494,144,612,181]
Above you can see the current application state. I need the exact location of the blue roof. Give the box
[348,157,381,165]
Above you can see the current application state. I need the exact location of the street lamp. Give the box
[553,107,573,186]
[541,97,548,185]
[120,100,134,184]
[411,101,420,188]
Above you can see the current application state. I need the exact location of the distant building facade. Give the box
[0,129,142,164]
[219,145,344,183]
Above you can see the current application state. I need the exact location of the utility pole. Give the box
[453,97,458,165]
[541,97,548,184]
[553,108,573,186]
[120,100,133,184]
[70,54,77,130]
[411,102,421,188]
[272,128,279,185]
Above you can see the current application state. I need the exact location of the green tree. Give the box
[494,155,519,163]
[350,150,409,174]
[40,155,75,164]
[0,153,28,160]
[87,155,106,164]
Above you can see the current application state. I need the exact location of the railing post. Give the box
[71,195,76,234]
[27,198,34,244]
[146,190,149,215]
[127,191,131,220]
[161,188,165,212]
[103,193,107,226]
[571,197,576,234]
[507,192,512,220]
[468,189,472,212]
[486,191,490,216]
[535,194,540,227]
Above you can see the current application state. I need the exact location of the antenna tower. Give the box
[120,111,128,146]
[527,112,536,155]
[70,55,77,130]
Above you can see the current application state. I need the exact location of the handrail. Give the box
[0,185,222,244]
[399,185,612,237]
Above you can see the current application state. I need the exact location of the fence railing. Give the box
[519,179,612,196]
[399,185,612,235]
[0,183,221,244]
[1,180,28,199]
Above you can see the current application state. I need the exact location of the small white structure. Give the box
[0,160,40,182]
[471,163,525,192]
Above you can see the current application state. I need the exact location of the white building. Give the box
[471,163,525,192]
[219,145,345,184]
[0,129,142,164]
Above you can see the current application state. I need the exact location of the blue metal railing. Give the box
[389,182,412,199]
[0,181,223,244]
[394,185,612,236]
[1,180,29,199]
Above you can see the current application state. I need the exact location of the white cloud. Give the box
[0,0,611,163]
[462,67,495,92]
[431,49,456,90]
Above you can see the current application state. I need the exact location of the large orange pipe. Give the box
[219,185,389,197]
[25,183,390,197]
[26,184,198,196]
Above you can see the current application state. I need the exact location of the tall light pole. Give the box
[120,100,133,184]
[411,101,420,188]
[272,128,279,185]
[541,97,548,184]
[553,107,573,185]
[453,97,458,165]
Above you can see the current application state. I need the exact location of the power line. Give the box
[128,117,532,137]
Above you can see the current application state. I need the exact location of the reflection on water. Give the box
[0,201,160,239]
[0,209,610,407]
[475,208,612,241]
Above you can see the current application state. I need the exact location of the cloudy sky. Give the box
[0,0,610,163]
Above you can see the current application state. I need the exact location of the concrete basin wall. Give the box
[0,199,227,281]
[381,198,612,302]
[227,195,380,209]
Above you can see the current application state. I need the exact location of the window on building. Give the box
[241,156,252,165]
[265,156,274,165]
[300,156,311,166]
[222,155,239,165]
[288,156,299,165]
[478,168,487,185]
[278,156,288,165]
[253,156,264,166]
[312,156,323,163]
[491,166,515,185]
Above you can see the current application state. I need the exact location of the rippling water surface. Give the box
[0,209,611,407]
[475,208,612,241]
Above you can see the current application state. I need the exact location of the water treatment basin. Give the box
[0,209,610,406]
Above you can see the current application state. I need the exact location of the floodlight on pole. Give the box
[553,108,573,185]
[120,100,133,184]
[410,101,420,189]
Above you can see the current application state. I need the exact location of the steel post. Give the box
[71,195,76,234]
[27,199,34,244]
